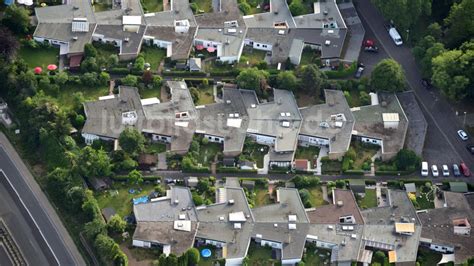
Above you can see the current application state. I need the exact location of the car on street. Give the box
[453,164,461,177]
[460,162,471,177]
[421,161,429,177]
[364,46,379,53]
[431,165,439,177]
[355,66,365,78]
[466,144,474,155]
[421,78,433,89]
[457,130,469,141]
[442,165,450,177]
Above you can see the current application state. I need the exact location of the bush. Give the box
[192,193,203,206]
[292,175,320,188]
[325,62,357,79]
[109,68,130,75]
[239,2,251,15]
[121,74,138,86]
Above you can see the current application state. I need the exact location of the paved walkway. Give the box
[316,146,328,175]
[367,150,381,177]
[321,185,330,203]
[257,153,269,175]
[108,79,115,95]
[157,152,167,170]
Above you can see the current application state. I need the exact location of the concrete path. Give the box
[321,185,330,203]
[109,79,115,95]
[157,152,167,170]
[368,150,381,177]
[316,146,328,175]
[257,153,270,175]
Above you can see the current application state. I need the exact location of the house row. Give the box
[33,0,364,67]
[132,181,474,265]
[82,81,412,168]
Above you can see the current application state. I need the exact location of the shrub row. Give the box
[162,71,207,77]
[216,167,257,173]
[343,170,365,175]
[325,62,358,79]
[112,175,162,181]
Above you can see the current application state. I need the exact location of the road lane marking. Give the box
[0,169,60,266]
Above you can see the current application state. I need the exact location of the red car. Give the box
[460,162,471,177]
[364,39,375,47]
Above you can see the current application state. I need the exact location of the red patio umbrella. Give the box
[34,67,42,74]
[195,45,204,50]
[207,47,216,53]
[47,64,58,71]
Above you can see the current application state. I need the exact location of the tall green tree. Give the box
[372,0,431,32]
[108,214,127,234]
[127,169,143,185]
[395,149,421,171]
[0,26,19,60]
[236,67,269,95]
[75,146,112,178]
[2,4,31,34]
[119,127,145,155]
[299,64,326,96]
[186,248,200,265]
[431,41,474,100]
[444,0,474,48]
[370,59,406,92]
[276,71,298,91]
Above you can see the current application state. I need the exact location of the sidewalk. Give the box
[315,146,328,175]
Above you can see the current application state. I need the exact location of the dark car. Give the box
[364,46,379,53]
[466,144,474,155]
[460,162,471,177]
[453,164,461,177]
[421,78,433,89]
[355,67,365,78]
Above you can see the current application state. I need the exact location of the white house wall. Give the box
[361,137,382,146]
[282,258,302,265]
[249,133,276,145]
[244,39,272,52]
[204,134,225,144]
[132,240,151,248]
[260,239,283,249]
[429,243,454,253]
[152,134,172,143]
[225,257,245,266]
[298,134,330,146]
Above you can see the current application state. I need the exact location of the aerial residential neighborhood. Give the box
[0,0,473,265]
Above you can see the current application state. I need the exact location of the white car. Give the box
[431,165,439,177]
[457,130,469,141]
[421,161,429,177]
[442,165,450,177]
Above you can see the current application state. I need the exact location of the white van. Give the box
[389,27,403,46]
[421,161,429,177]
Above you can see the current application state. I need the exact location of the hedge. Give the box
[182,167,210,173]
[162,71,207,77]
[343,170,365,175]
[209,69,241,76]
[375,170,414,176]
[216,167,257,173]
[109,68,130,75]
[183,78,215,85]
[112,175,162,181]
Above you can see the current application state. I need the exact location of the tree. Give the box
[55,71,69,86]
[142,70,153,84]
[299,64,325,96]
[94,233,127,265]
[236,67,269,94]
[276,71,298,91]
[2,4,30,34]
[47,168,72,199]
[372,0,431,33]
[107,54,119,67]
[444,0,474,48]
[121,74,138,86]
[374,251,386,261]
[0,26,19,60]
[239,2,251,15]
[197,178,210,193]
[108,214,127,234]
[153,75,162,88]
[119,127,145,155]
[289,0,305,16]
[76,146,112,178]
[134,56,145,71]
[66,186,86,210]
[98,72,110,86]
[431,41,474,100]
[370,59,406,92]
[82,190,102,220]
[127,169,143,185]
[186,248,200,265]
[190,87,199,103]
[192,193,204,206]
[84,218,107,240]
[81,57,99,73]
[84,43,98,58]
[412,35,445,77]
[395,149,421,171]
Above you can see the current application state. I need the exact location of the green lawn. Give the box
[18,45,59,68]
[196,86,214,105]
[300,48,321,66]
[142,46,167,71]
[308,186,327,207]
[197,142,222,166]
[295,146,320,167]
[145,142,166,154]
[47,83,109,111]
[417,247,442,266]
[239,48,267,66]
[92,2,111,12]
[239,140,269,168]
[191,0,213,13]
[358,188,377,209]
[96,183,157,217]
[321,159,342,174]
[350,142,379,170]
[197,245,220,266]
[139,86,161,99]
[93,42,120,68]
[247,242,274,266]
[416,185,435,210]
[141,0,164,13]
[303,244,331,265]
[295,90,322,107]
[255,186,272,206]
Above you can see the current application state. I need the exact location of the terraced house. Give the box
[33,0,364,67]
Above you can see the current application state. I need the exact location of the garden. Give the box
[239,48,268,67]
[141,46,167,71]
[321,157,342,175]
[18,44,58,68]
[300,46,321,66]
[301,243,331,265]
[295,146,320,168]
[292,175,327,208]
[356,188,378,209]
[190,0,213,14]
[239,139,269,168]
[409,182,435,210]
[246,242,276,266]
[342,142,379,173]
[141,0,164,13]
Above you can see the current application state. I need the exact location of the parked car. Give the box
[460,162,471,177]
[457,130,469,141]
[442,165,450,177]
[431,165,439,177]
[421,78,433,89]
[364,46,379,53]
[421,161,429,177]
[355,66,365,78]
[453,164,461,177]
[466,144,474,155]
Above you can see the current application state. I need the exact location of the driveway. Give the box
[354,0,474,173]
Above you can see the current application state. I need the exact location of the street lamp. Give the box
[406,29,410,43]
[464,112,467,127]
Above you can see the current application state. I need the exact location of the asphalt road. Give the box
[0,133,85,266]
[354,0,474,171]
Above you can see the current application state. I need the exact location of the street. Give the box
[354,0,474,171]
[0,133,85,266]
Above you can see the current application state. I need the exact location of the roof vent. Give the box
[174,199,179,204]
[323,9,328,15]
[219,216,225,221]
[234,223,242,229]
[325,40,331,46]
[73,6,79,10]
[124,37,130,42]
[327,225,334,230]
[351,234,357,239]
[274,223,278,228]
[218,29,222,32]
[228,199,235,205]
[337,200,344,207]
[226,100,231,104]
[72,36,78,41]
